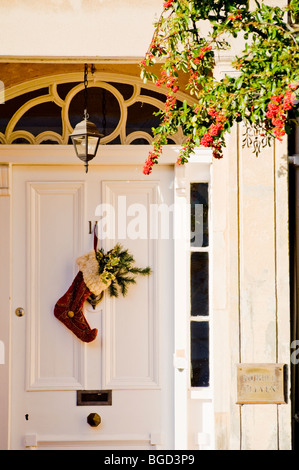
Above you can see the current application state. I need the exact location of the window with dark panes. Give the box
[190,183,210,388]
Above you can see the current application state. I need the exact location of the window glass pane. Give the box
[69,87,120,138]
[126,102,162,138]
[191,252,209,316]
[190,183,208,247]
[14,101,62,137]
[191,321,209,387]
[0,88,49,134]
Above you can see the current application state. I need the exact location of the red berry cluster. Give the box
[187,46,212,87]
[198,107,227,159]
[143,145,162,175]
[143,152,157,175]
[155,69,179,92]
[176,138,192,166]
[140,51,154,67]
[164,93,177,117]
[197,45,212,60]
[163,0,173,8]
[154,69,179,118]
[140,39,166,68]
[266,84,298,141]
[228,11,242,21]
[143,66,181,174]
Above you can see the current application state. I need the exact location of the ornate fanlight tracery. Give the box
[0,72,191,147]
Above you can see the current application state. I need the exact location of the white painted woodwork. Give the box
[0,0,292,451]
[0,165,12,450]
[24,432,158,450]
[0,164,11,196]
[26,181,86,391]
[100,180,159,390]
[173,164,189,450]
[10,163,174,450]
[0,134,291,450]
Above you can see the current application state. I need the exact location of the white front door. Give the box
[10,163,174,450]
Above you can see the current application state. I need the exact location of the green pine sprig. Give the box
[95,244,152,298]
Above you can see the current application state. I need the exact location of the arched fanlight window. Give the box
[0,71,193,147]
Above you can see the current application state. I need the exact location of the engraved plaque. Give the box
[236,363,286,404]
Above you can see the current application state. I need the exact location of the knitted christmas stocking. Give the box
[54,250,108,343]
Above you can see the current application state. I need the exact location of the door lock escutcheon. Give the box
[15,307,25,317]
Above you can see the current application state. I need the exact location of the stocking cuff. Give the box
[76,250,109,296]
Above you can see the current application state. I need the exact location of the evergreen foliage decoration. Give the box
[95,244,152,298]
[140,0,299,174]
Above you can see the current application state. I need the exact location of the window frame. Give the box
[189,182,211,389]
[185,160,213,400]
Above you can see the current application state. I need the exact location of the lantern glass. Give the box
[72,135,100,158]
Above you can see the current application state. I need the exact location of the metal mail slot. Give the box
[77,390,112,406]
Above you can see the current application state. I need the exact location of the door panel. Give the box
[100,180,159,390]
[27,181,86,391]
[11,164,174,450]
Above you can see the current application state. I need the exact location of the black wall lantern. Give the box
[70,64,103,173]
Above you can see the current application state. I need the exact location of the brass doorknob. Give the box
[87,412,101,427]
[15,307,25,317]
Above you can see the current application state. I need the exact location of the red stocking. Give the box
[54,271,98,343]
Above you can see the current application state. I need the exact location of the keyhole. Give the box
[25,414,29,421]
